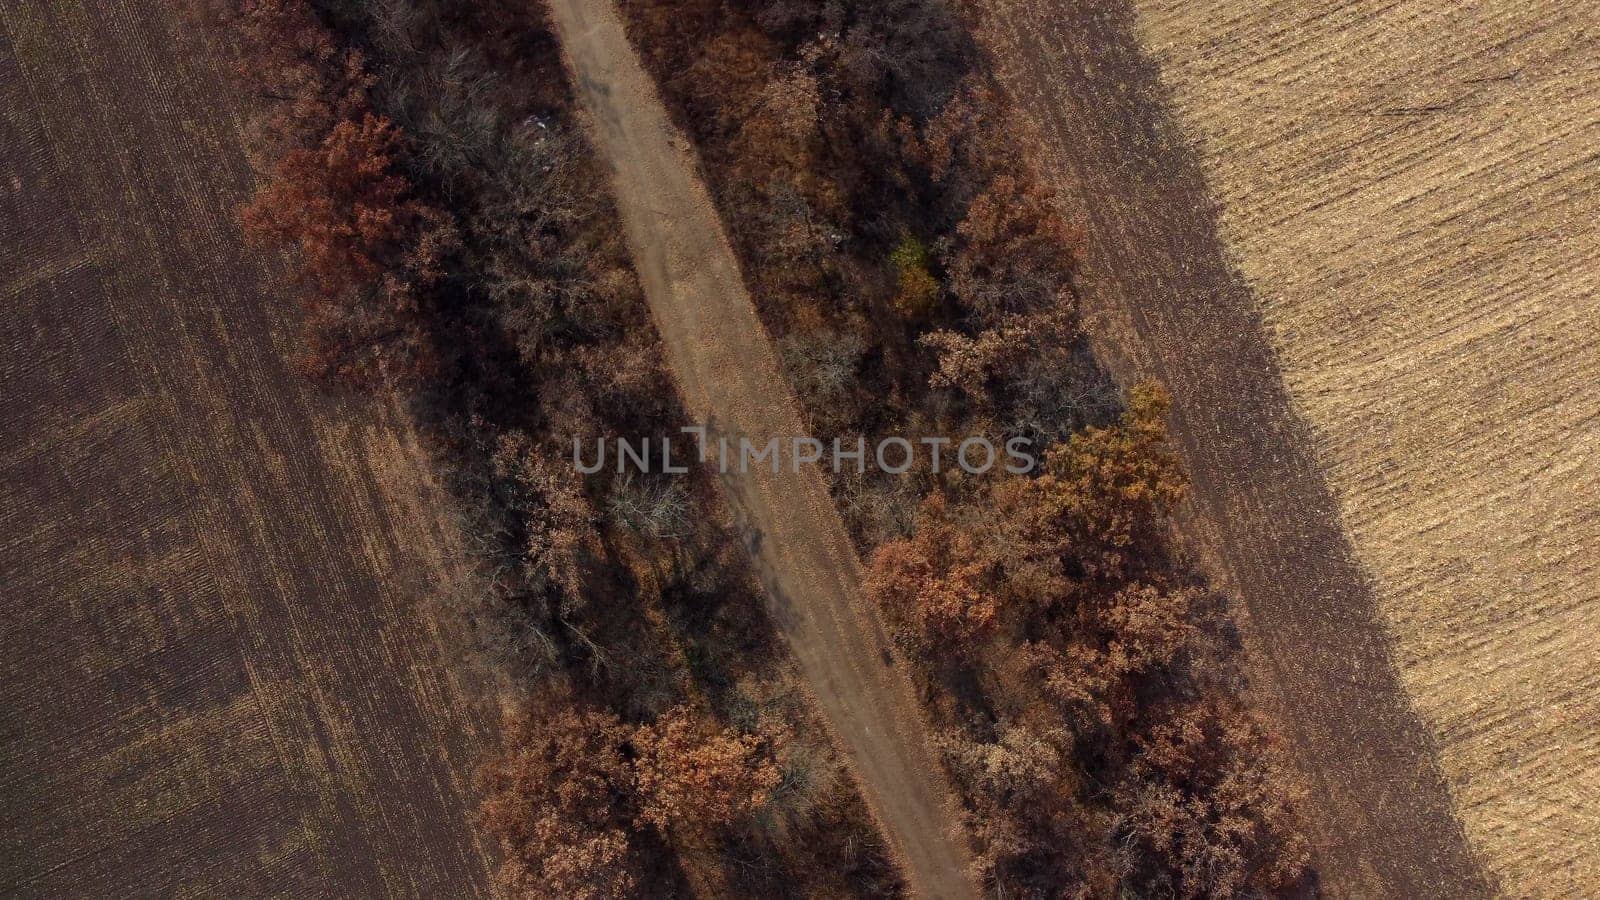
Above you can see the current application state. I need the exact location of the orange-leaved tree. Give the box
[479,696,643,900]
[243,113,432,297]
[632,704,780,840]
[1112,698,1310,899]
[243,113,452,386]
[866,494,1001,654]
[998,381,1186,583]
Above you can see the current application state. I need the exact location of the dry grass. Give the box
[0,2,493,894]
[1126,2,1600,894]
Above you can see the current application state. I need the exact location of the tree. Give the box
[479,696,644,899]
[995,382,1186,582]
[676,29,779,139]
[1112,699,1310,898]
[632,705,781,839]
[735,65,825,186]
[488,432,602,616]
[1097,581,1197,677]
[197,0,372,158]
[242,113,454,387]
[941,170,1078,322]
[919,308,1075,401]
[288,273,441,387]
[895,79,1080,323]
[889,234,940,318]
[243,113,432,296]
[1013,581,1197,741]
[866,494,1000,652]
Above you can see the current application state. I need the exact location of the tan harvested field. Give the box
[546,1,978,896]
[982,0,1597,896]
[0,2,493,895]
[1124,3,1600,893]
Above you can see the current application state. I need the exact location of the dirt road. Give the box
[976,0,1495,896]
[0,3,492,895]
[545,2,977,896]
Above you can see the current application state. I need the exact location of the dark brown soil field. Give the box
[0,3,493,895]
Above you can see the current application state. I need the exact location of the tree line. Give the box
[206,0,905,896]
[210,0,1314,895]
[617,0,1313,896]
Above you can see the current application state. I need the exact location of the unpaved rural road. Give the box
[977,0,1495,896]
[545,1,977,896]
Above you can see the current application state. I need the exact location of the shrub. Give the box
[889,234,940,318]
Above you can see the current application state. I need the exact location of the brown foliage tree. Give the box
[866,494,1001,653]
[1097,581,1197,677]
[632,705,781,839]
[899,81,1080,322]
[1113,699,1310,898]
[941,170,1078,322]
[242,113,433,297]
[734,65,826,186]
[1017,581,1197,737]
[197,0,372,157]
[287,274,439,387]
[488,432,602,616]
[242,113,453,386]
[920,308,1076,401]
[479,697,644,900]
[996,381,1185,583]
[937,721,1115,897]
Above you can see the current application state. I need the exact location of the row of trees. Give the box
[481,694,780,898]
[617,1,1312,896]
[219,0,1315,893]
[868,388,1307,895]
[212,0,902,896]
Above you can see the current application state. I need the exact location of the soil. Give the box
[0,3,494,895]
